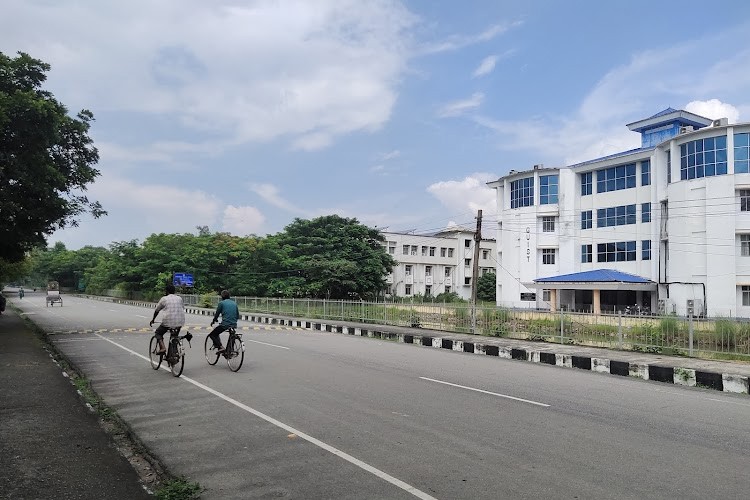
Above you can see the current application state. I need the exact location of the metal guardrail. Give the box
[174,295,750,360]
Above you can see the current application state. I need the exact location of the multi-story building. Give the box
[488,107,750,317]
[381,229,496,300]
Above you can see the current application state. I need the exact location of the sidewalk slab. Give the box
[0,309,151,499]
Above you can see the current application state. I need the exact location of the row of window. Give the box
[579,240,651,263]
[579,203,651,229]
[389,243,492,260]
[581,160,652,196]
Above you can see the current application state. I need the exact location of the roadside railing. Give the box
[171,295,750,360]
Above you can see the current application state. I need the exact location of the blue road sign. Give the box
[173,273,194,287]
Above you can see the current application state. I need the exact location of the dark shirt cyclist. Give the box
[209,290,240,353]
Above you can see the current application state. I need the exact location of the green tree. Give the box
[0,52,105,263]
[476,272,497,302]
[274,215,396,299]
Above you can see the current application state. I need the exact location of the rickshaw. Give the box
[46,281,63,307]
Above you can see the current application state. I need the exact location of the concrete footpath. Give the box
[0,308,152,499]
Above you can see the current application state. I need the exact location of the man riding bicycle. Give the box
[209,290,239,354]
[149,284,186,355]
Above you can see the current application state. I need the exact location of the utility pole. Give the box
[471,209,482,334]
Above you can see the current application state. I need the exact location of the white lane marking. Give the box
[706,397,750,408]
[245,338,290,350]
[94,334,437,500]
[109,309,117,312]
[135,314,148,319]
[54,338,102,343]
[419,377,550,408]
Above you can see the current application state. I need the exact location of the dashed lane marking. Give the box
[45,325,303,335]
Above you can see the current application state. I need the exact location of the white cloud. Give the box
[426,173,497,218]
[418,20,522,55]
[1,0,417,151]
[381,149,401,160]
[473,55,498,77]
[250,183,306,215]
[471,27,750,167]
[222,205,266,235]
[438,92,484,118]
[685,99,740,123]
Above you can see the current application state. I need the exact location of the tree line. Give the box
[24,215,397,301]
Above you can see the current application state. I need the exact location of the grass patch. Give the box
[155,477,203,500]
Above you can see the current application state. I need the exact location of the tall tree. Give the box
[274,215,396,299]
[0,52,105,262]
[476,272,497,302]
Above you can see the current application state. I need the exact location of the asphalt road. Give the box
[12,292,750,499]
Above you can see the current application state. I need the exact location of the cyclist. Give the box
[149,284,186,355]
[209,290,239,354]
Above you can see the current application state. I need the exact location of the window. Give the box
[539,175,559,204]
[448,248,454,258]
[736,133,750,174]
[542,290,551,302]
[429,247,436,256]
[581,210,592,229]
[425,285,432,296]
[596,163,636,193]
[520,292,536,301]
[421,246,427,256]
[482,268,491,275]
[581,172,592,196]
[597,241,637,262]
[440,247,446,257]
[464,277,471,285]
[741,235,750,256]
[388,242,395,254]
[402,245,409,255]
[464,258,471,266]
[445,267,452,277]
[667,150,672,184]
[642,203,651,223]
[542,216,555,232]
[642,240,651,260]
[425,266,432,276]
[680,135,728,180]
[464,239,471,248]
[743,286,750,306]
[510,177,534,208]
[404,265,412,275]
[596,204,636,227]
[542,249,555,265]
[641,160,651,186]
[405,284,412,295]
[482,250,489,259]
[410,245,417,255]
[741,190,750,212]
[445,286,451,293]
[581,244,592,263]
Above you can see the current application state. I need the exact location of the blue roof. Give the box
[566,146,654,169]
[647,107,677,119]
[534,269,653,283]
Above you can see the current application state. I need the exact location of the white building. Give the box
[488,108,750,317]
[381,229,496,300]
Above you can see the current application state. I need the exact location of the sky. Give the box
[3,0,750,250]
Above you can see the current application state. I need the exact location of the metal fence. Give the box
[175,295,750,360]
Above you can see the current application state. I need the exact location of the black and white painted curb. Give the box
[78,295,750,396]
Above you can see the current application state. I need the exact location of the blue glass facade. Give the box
[539,175,558,204]
[510,177,534,208]
[597,164,636,193]
[735,133,750,174]
[597,241,636,262]
[581,172,592,196]
[680,136,727,180]
[597,204,636,227]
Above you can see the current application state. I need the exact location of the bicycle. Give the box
[204,327,245,372]
[149,327,193,377]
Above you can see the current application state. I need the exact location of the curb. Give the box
[78,295,750,396]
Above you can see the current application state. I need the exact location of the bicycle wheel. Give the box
[226,336,244,372]
[169,340,184,377]
[204,335,219,366]
[149,336,162,370]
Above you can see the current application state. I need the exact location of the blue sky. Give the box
[3,0,750,249]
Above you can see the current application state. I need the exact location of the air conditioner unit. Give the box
[657,299,675,315]
[679,126,694,134]
[713,118,729,127]
[686,299,704,318]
